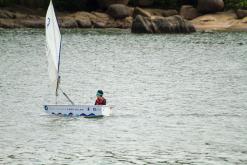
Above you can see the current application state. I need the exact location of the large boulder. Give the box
[197,0,224,14]
[180,5,198,20]
[146,9,178,17]
[161,10,178,17]
[0,17,45,28]
[69,12,92,28]
[152,15,196,33]
[76,18,92,28]
[97,0,129,9]
[19,19,45,28]
[138,0,154,7]
[90,12,110,28]
[236,9,247,19]
[60,17,78,28]
[0,19,22,28]
[133,7,151,18]
[131,15,196,33]
[106,16,132,28]
[131,15,153,33]
[107,4,131,19]
[0,10,15,19]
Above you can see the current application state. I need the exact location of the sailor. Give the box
[95,90,106,105]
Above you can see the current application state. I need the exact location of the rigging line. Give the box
[59,88,75,105]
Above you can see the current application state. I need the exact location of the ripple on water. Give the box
[0,29,247,164]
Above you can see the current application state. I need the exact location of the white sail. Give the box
[43,1,112,117]
[45,0,61,96]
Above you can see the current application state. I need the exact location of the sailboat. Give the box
[43,1,112,117]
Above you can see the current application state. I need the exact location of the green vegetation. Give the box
[225,0,247,9]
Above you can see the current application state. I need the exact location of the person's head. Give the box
[96,90,104,98]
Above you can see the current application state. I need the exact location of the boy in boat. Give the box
[95,90,106,105]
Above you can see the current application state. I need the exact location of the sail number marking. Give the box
[47,18,50,27]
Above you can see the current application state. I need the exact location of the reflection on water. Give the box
[0,28,247,164]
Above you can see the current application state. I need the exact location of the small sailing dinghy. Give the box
[43,1,112,117]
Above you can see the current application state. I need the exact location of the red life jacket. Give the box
[95,97,106,105]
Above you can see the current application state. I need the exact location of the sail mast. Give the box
[56,20,62,97]
[45,0,61,96]
[46,0,75,104]
[56,35,62,96]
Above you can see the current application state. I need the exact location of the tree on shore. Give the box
[224,0,247,9]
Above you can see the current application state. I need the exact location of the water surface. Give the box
[0,28,247,164]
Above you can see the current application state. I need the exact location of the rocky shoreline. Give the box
[0,5,247,32]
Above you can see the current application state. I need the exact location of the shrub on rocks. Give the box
[225,0,247,9]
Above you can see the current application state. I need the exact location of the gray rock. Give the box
[97,0,129,9]
[151,16,171,33]
[107,4,131,19]
[146,9,177,17]
[133,7,151,18]
[236,9,247,19]
[131,15,153,33]
[60,17,78,28]
[198,0,224,14]
[20,19,44,28]
[92,21,107,28]
[161,10,178,17]
[0,10,15,19]
[131,15,196,33]
[152,15,195,33]
[76,19,92,28]
[180,5,198,20]
[0,19,22,28]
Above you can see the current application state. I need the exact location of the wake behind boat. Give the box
[43,0,112,117]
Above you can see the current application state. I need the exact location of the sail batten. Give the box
[45,0,61,96]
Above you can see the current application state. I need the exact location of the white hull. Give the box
[44,105,112,117]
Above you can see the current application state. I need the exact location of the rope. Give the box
[59,88,75,105]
